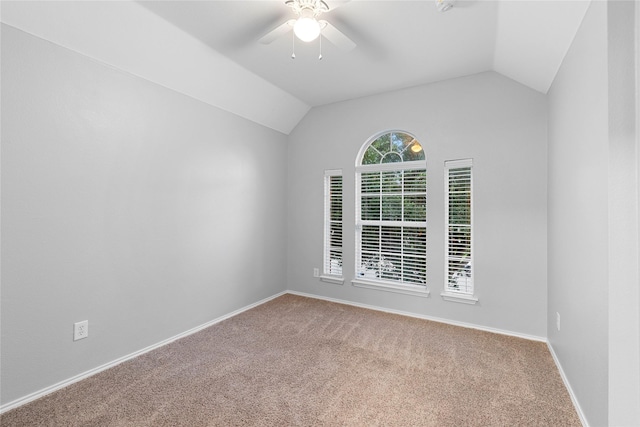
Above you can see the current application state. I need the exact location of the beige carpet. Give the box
[1,294,581,426]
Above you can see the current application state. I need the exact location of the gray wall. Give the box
[1,25,288,405]
[606,1,640,424]
[549,1,640,425]
[287,71,548,338]
[547,2,609,426]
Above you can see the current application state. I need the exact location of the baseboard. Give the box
[287,290,547,343]
[288,291,590,422]
[0,289,563,415]
[0,291,287,414]
[547,342,589,427]
[287,290,590,425]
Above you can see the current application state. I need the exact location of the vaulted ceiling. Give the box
[1,1,591,133]
[140,0,590,106]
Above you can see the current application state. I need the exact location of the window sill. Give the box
[319,275,345,285]
[440,291,479,305]
[351,279,430,298]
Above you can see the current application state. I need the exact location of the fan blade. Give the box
[320,21,356,51]
[259,20,295,44]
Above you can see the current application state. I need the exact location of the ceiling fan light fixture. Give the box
[260,0,354,57]
[293,11,321,42]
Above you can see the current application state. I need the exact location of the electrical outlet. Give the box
[74,320,89,341]
[556,312,560,331]
[313,268,319,277]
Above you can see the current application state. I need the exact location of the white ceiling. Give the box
[1,0,590,133]
[139,0,590,107]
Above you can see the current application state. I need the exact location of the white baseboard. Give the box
[3,288,583,424]
[287,290,547,343]
[547,342,589,427]
[290,290,589,424]
[0,291,287,414]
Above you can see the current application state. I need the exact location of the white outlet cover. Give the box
[74,320,89,341]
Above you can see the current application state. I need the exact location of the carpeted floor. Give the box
[1,294,581,426]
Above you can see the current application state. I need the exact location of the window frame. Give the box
[441,158,478,304]
[351,131,429,297]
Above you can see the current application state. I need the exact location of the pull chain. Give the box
[291,30,296,59]
[318,34,323,60]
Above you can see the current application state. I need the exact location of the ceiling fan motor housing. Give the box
[286,0,329,17]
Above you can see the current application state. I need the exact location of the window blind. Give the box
[357,168,427,285]
[324,170,343,276]
[445,159,473,294]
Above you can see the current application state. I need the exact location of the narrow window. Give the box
[443,159,477,304]
[353,131,428,296]
[324,170,343,278]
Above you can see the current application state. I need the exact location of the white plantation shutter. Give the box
[445,159,473,294]
[324,170,343,276]
[355,131,427,287]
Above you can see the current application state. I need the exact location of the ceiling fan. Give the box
[259,0,356,58]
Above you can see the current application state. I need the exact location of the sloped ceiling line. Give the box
[493,0,591,94]
[0,1,310,135]
[1,1,590,133]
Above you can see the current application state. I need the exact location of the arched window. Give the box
[354,131,427,292]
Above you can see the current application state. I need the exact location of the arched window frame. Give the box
[352,130,429,297]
